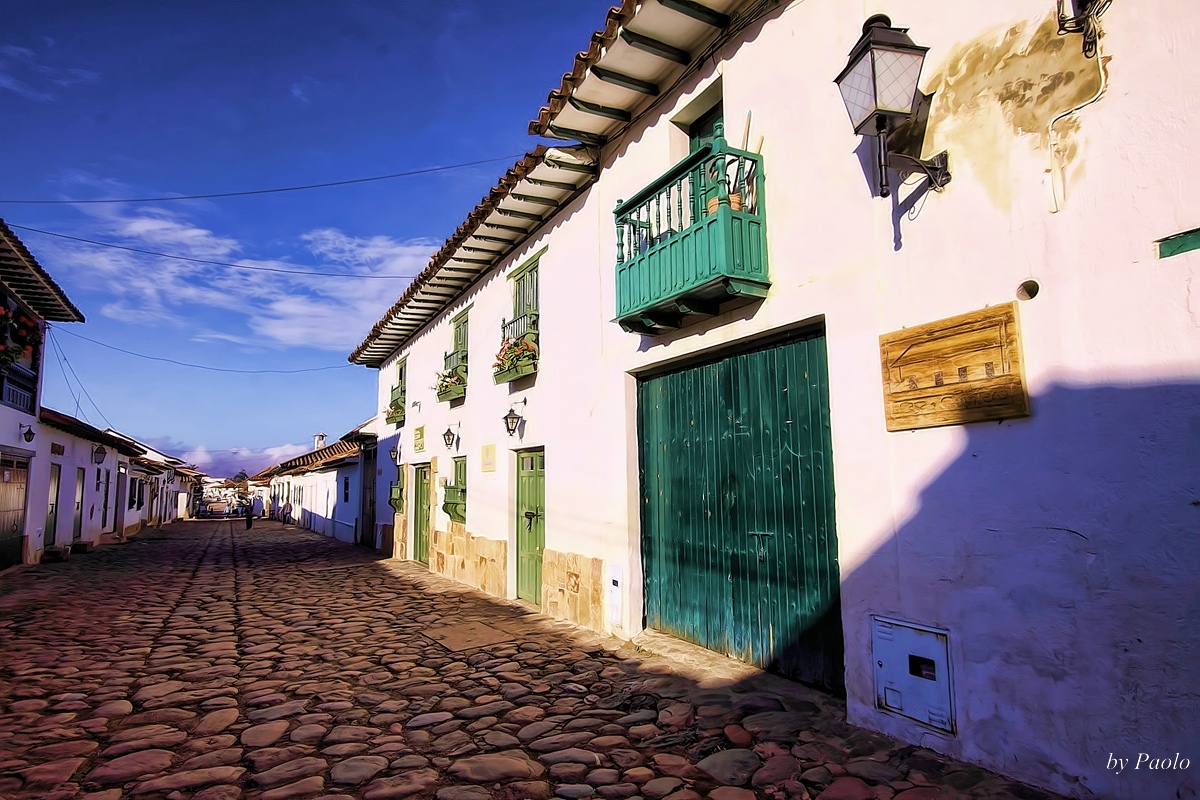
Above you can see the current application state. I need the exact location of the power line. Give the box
[9,224,420,280]
[0,154,525,204]
[46,329,87,421]
[50,325,355,374]
[47,327,115,429]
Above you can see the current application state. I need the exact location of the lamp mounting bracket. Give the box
[890,151,952,192]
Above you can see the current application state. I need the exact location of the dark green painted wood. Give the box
[443,457,467,523]
[638,331,843,691]
[413,464,431,565]
[516,449,545,603]
[1158,227,1200,259]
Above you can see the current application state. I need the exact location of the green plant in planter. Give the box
[0,308,41,369]
[492,337,538,373]
[434,370,463,392]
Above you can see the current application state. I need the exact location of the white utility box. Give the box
[872,615,955,734]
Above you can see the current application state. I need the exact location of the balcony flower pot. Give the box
[435,370,467,402]
[706,192,743,215]
[493,360,537,385]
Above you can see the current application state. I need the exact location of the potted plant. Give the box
[435,369,467,401]
[0,308,41,369]
[492,336,538,384]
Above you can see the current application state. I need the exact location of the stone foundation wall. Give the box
[391,513,407,560]
[430,521,506,597]
[541,549,605,632]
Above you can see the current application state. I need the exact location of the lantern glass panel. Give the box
[837,50,877,132]
[873,47,924,114]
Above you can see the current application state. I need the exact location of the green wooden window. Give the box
[1158,227,1200,259]
[443,456,467,523]
[689,103,724,151]
[438,311,469,401]
[386,359,407,425]
[453,312,469,355]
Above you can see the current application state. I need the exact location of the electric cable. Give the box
[8,224,421,280]
[49,325,355,374]
[46,327,116,429]
[0,153,526,204]
[46,329,87,421]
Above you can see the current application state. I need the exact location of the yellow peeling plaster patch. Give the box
[923,12,1106,210]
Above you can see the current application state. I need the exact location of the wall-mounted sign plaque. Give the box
[880,302,1029,431]
[480,444,496,472]
[413,426,425,453]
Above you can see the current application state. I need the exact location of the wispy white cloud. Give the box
[290,83,309,103]
[135,436,312,478]
[42,195,434,352]
[0,43,99,102]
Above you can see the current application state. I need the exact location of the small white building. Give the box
[266,422,377,546]
[104,430,189,534]
[0,220,86,570]
[351,2,1199,799]
[35,407,145,555]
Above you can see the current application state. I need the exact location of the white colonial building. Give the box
[263,422,377,547]
[351,2,1199,799]
[0,221,87,570]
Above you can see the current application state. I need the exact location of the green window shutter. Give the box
[689,102,724,151]
[453,314,469,354]
[514,265,539,319]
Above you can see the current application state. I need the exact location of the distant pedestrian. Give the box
[245,503,254,530]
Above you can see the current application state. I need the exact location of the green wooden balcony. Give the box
[436,350,467,402]
[614,126,769,335]
[385,385,406,426]
[493,313,539,384]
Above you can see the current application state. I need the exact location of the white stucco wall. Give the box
[369,2,1199,798]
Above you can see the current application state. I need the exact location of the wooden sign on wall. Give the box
[880,302,1029,431]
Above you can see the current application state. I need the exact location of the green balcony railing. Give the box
[390,384,404,404]
[614,124,769,334]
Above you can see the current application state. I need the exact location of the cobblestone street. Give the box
[0,521,1061,800]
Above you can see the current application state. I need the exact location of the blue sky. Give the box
[1,0,610,476]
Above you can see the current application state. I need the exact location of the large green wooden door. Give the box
[639,330,843,691]
[413,465,431,565]
[516,449,545,603]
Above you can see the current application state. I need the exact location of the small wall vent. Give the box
[872,615,955,734]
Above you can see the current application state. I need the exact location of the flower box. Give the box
[493,360,537,385]
[436,383,467,402]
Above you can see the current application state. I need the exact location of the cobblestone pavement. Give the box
[0,520,1063,800]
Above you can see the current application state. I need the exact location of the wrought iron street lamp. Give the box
[442,427,456,448]
[834,15,950,197]
[502,408,522,436]
[92,445,108,464]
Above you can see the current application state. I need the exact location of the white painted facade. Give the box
[266,440,364,545]
[35,423,125,550]
[361,2,1198,798]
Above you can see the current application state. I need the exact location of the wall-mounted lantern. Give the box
[18,424,35,444]
[442,426,457,448]
[502,398,528,437]
[92,445,108,464]
[834,15,950,197]
[389,447,399,463]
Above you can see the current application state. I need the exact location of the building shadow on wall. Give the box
[802,380,1199,799]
